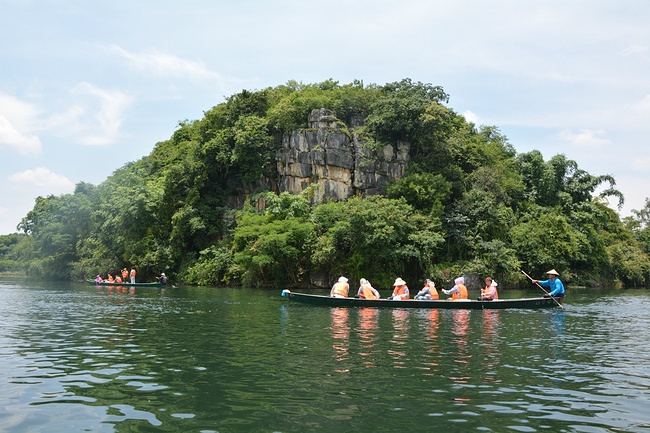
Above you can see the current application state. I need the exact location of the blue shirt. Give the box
[539,277,565,296]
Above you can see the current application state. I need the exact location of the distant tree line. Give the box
[1,79,649,288]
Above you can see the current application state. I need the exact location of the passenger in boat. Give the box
[130,267,136,284]
[156,273,168,285]
[106,274,115,283]
[95,275,103,283]
[115,275,123,283]
[121,268,129,282]
[443,277,468,301]
[330,276,349,298]
[356,278,380,299]
[414,279,439,300]
[389,278,410,300]
[478,277,498,301]
[533,269,565,299]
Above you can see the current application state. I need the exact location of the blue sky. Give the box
[1,0,649,235]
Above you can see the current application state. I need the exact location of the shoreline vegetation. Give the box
[1,79,649,289]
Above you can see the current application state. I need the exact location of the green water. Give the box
[0,278,649,432]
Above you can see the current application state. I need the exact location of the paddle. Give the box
[521,270,564,309]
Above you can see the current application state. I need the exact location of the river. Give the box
[0,277,649,432]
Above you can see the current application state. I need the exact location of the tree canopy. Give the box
[2,78,649,288]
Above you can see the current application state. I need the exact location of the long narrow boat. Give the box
[282,291,561,310]
[87,280,163,287]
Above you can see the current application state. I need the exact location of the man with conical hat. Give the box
[533,269,565,299]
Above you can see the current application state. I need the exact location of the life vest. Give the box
[359,284,378,300]
[393,285,409,300]
[115,276,122,283]
[452,283,468,300]
[130,269,136,278]
[428,284,439,300]
[482,285,498,300]
[331,282,349,297]
[108,275,114,283]
[121,270,128,280]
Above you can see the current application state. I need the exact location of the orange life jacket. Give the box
[452,283,468,300]
[115,276,122,283]
[108,275,114,283]
[130,269,136,278]
[331,282,349,297]
[428,283,439,300]
[359,284,378,300]
[482,285,498,300]
[121,270,128,280]
[393,285,409,300]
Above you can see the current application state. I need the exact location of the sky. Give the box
[1,0,649,235]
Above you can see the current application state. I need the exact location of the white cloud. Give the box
[463,110,480,125]
[0,93,42,155]
[632,156,650,171]
[619,44,648,60]
[46,82,133,146]
[108,45,224,84]
[634,95,650,115]
[0,207,7,217]
[558,128,611,147]
[8,167,75,193]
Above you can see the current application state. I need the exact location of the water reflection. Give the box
[357,308,378,368]
[389,309,410,368]
[329,308,349,370]
[480,310,501,384]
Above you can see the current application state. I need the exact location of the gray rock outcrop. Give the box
[276,109,409,202]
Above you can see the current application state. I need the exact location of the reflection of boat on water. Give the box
[87,280,163,287]
[283,291,561,309]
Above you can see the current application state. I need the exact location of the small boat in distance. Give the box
[282,291,561,310]
[87,280,163,287]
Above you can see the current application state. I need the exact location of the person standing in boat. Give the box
[443,277,468,300]
[532,269,565,299]
[130,267,136,284]
[389,278,410,300]
[330,276,349,298]
[121,268,129,283]
[478,277,498,301]
[414,279,438,300]
[357,278,380,299]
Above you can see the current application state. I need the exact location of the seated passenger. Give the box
[330,276,349,298]
[389,278,409,300]
[443,277,468,301]
[357,278,380,300]
[415,279,439,300]
[478,277,498,301]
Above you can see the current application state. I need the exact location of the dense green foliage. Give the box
[2,79,649,288]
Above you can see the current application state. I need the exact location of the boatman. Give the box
[130,267,136,284]
[533,269,565,299]
[443,277,468,301]
[330,276,349,298]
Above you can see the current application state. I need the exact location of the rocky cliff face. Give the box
[275,108,409,201]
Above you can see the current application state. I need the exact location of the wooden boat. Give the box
[282,291,562,310]
[87,280,163,287]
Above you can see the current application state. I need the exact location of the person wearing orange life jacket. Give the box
[415,279,439,300]
[115,275,123,283]
[121,268,128,282]
[330,276,349,298]
[478,277,498,301]
[130,268,136,284]
[443,277,468,301]
[389,278,410,300]
[107,274,115,283]
[356,278,380,300]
